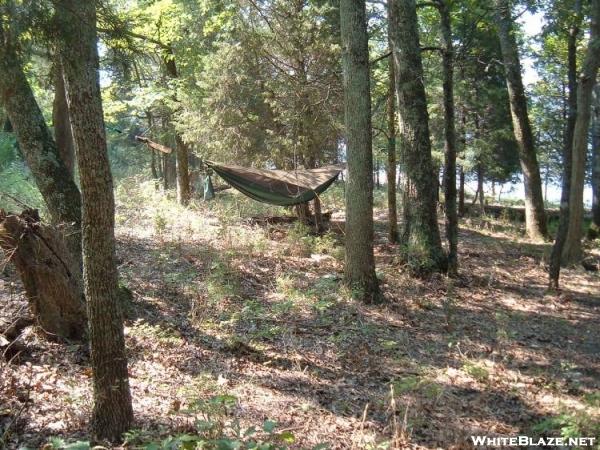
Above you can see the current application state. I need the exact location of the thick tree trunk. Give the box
[389,0,446,274]
[439,0,458,275]
[591,84,600,238]
[52,61,75,176]
[0,209,86,340]
[563,0,600,263]
[494,0,548,240]
[56,0,133,441]
[549,2,581,288]
[0,25,81,259]
[386,36,399,243]
[340,0,381,302]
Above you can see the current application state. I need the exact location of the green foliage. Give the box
[461,361,490,382]
[533,411,600,443]
[121,394,327,450]
[206,256,241,303]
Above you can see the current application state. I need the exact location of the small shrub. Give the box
[462,361,490,382]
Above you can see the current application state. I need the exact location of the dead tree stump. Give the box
[0,209,86,340]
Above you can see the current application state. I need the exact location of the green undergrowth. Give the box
[45,394,328,450]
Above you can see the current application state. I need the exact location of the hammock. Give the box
[205,161,344,206]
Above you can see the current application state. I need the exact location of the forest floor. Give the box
[1,181,600,449]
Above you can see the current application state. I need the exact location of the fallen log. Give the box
[0,209,86,340]
[465,204,565,222]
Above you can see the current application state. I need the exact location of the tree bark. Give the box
[563,0,600,263]
[386,28,399,243]
[591,83,600,238]
[165,53,191,205]
[494,0,548,240]
[0,209,86,340]
[458,165,465,217]
[477,163,485,212]
[549,1,582,287]
[56,0,133,441]
[52,61,75,176]
[439,0,458,275]
[389,0,446,274]
[340,0,381,302]
[0,21,81,259]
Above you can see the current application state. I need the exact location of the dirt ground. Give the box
[1,188,599,449]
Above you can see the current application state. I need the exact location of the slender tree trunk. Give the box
[308,158,324,232]
[164,54,191,205]
[162,154,169,190]
[56,0,133,441]
[175,135,191,205]
[389,0,446,274]
[340,0,381,302]
[0,22,81,259]
[494,0,548,240]
[477,164,485,212]
[563,0,600,263]
[386,33,399,243]
[313,195,323,232]
[458,166,465,217]
[439,0,458,275]
[590,83,600,238]
[146,112,160,190]
[549,2,581,287]
[52,61,75,176]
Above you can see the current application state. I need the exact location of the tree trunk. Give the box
[340,0,381,302]
[389,0,446,274]
[563,0,600,263]
[494,0,548,240]
[458,166,465,217]
[590,83,600,238]
[477,164,485,212]
[439,0,458,275]
[386,33,399,243]
[549,1,582,287]
[295,202,311,224]
[56,0,133,441]
[0,24,81,259]
[312,195,324,233]
[0,209,86,340]
[165,53,191,206]
[52,61,75,176]
[175,135,191,205]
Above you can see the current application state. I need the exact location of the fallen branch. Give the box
[135,135,173,154]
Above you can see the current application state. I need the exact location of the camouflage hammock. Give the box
[205,161,344,206]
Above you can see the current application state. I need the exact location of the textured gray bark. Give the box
[563,0,600,263]
[0,210,86,340]
[494,0,548,240]
[0,19,81,258]
[386,30,399,243]
[549,1,582,288]
[53,61,75,176]
[340,0,381,302]
[389,0,446,274]
[439,0,458,275]
[56,0,133,441]
[165,55,191,206]
[591,84,600,237]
